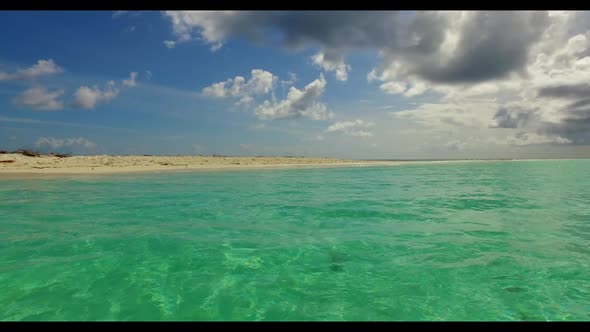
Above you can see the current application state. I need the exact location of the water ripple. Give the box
[1,160,590,320]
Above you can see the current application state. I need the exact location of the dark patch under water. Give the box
[504,286,527,293]
[330,264,345,272]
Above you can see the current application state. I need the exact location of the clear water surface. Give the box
[1,160,590,320]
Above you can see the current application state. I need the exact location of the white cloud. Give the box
[161,11,590,156]
[163,11,244,47]
[35,137,97,149]
[122,72,138,87]
[388,13,590,150]
[326,119,374,137]
[404,82,428,97]
[311,51,351,81]
[14,87,64,111]
[71,73,138,110]
[201,69,277,104]
[202,71,271,97]
[255,74,333,120]
[0,59,63,81]
[379,80,428,97]
[246,69,276,95]
[380,81,406,95]
[163,40,177,48]
[162,12,549,87]
[19,59,63,78]
[393,102,498,129]
[202,81,232,97]
[210,43,223,52]
[235,95,254,106]
[72,82,119,109]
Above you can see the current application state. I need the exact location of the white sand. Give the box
[0,153,555,178]
[0,154,401,176]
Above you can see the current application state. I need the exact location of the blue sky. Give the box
[2,11,590,159]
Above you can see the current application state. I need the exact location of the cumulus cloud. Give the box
[71,72,138,109]
[380,81,407,95]
[489,107,538,129]
[382,12,590,152]
[163,11,404,51]
[516,35,590,145]
[72,81,119,109]
[537,83,590,99]
[201,69,277,102]
[163,11,550,87]
[122,72,138,87]
[241,70,276,95]
[14,87,64,111]
[422,12,547,83]
[165,11,590,154]
[368,12,550,92]
[394,102,498,129]
[163,11,260,47]
[538,109,590,145]
[326,119,374,137]
[380,81,429,97]
[202,70,331,121]
[255,74,332,120]
[311,50,351,81]
[0,59,63,81]
[35,137,97,150]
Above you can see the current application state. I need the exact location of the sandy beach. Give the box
[0,153,403,176]
[0,153,561,177]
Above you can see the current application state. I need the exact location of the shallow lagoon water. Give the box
[1,160,590,320]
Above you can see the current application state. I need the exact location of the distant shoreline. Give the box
[0,154,586,178]
[362,158,588,162]
[0,154,390,178]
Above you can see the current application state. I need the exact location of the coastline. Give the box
[0,154,584,179]
[0,154,398,178]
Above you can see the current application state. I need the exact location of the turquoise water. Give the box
[1,160,590,321]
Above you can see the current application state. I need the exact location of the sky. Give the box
[2,10,590,159]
